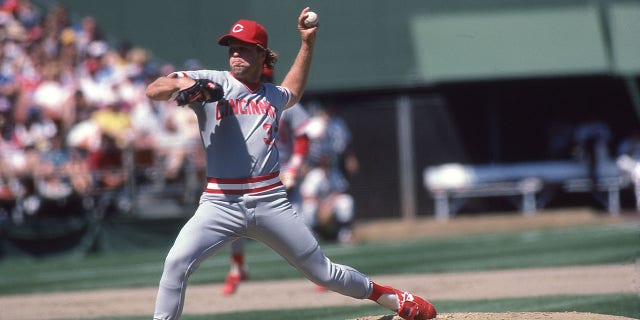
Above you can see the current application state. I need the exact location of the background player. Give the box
[145,8,436,320]
[300,152,355,244]
[301,106,359,244]
[220,65,311,295]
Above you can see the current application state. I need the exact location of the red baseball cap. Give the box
[217,19,268,48]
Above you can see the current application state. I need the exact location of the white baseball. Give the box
[304,11,318,27]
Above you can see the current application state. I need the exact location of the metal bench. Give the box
[561,176,629,214]
[430,178,542,220]
[424,160,630,220]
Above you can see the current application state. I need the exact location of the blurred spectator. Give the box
[155,103,200,183]
[65,99,101,155]
[91,100,132,149]
[0,174,12,224]
[31,61,75,129]
[12,174,38,223]
[39,4,70,58]
[123,46,152,85]
[58,27,79,66]
[78,41,118,107]
[32,132,84,218]
[65,146,93,196]
[6,0,42,30]
[86,132,130,217]
[73,15,103,58]
[69,89,95,128]
[119,47,157,147]
[13,107,57,151]
[0,111,18,221]
[0,22,22,112]
[7,21,40,124]
[0,110,37,179]
[0,111,14,161]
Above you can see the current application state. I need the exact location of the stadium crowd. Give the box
[0,0,203,224]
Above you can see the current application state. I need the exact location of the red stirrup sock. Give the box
[368,282,397,301]
[231,253,244,266]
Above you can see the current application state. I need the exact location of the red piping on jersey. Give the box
[204,182,283,195]
[207,171,279,183]
[205,171,282,194]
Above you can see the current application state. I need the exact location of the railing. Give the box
[0,145,204,225]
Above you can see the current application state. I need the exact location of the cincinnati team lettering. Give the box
[215,99,277,120]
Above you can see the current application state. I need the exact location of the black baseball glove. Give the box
[176,79,224,106]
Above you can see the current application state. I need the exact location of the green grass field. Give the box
[1,221,638,319]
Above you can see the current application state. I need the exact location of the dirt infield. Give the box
[351,312,638,320]
[1,209,638,320]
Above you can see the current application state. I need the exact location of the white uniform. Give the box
[153,70,372,320]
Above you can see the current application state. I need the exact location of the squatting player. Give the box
[145,7,436,320]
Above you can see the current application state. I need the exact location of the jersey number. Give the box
[263,123,279,146]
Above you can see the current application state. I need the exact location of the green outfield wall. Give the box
[45,0,640,91]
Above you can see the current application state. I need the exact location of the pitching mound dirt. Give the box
[350,312,637,320]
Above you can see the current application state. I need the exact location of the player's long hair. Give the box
[258,44,278,69]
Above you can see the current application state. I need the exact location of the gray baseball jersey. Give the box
[153,70,372,320]
[173,70,286,180]
[228,103,310,255]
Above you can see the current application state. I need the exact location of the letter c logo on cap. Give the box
[232,24,244,33]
